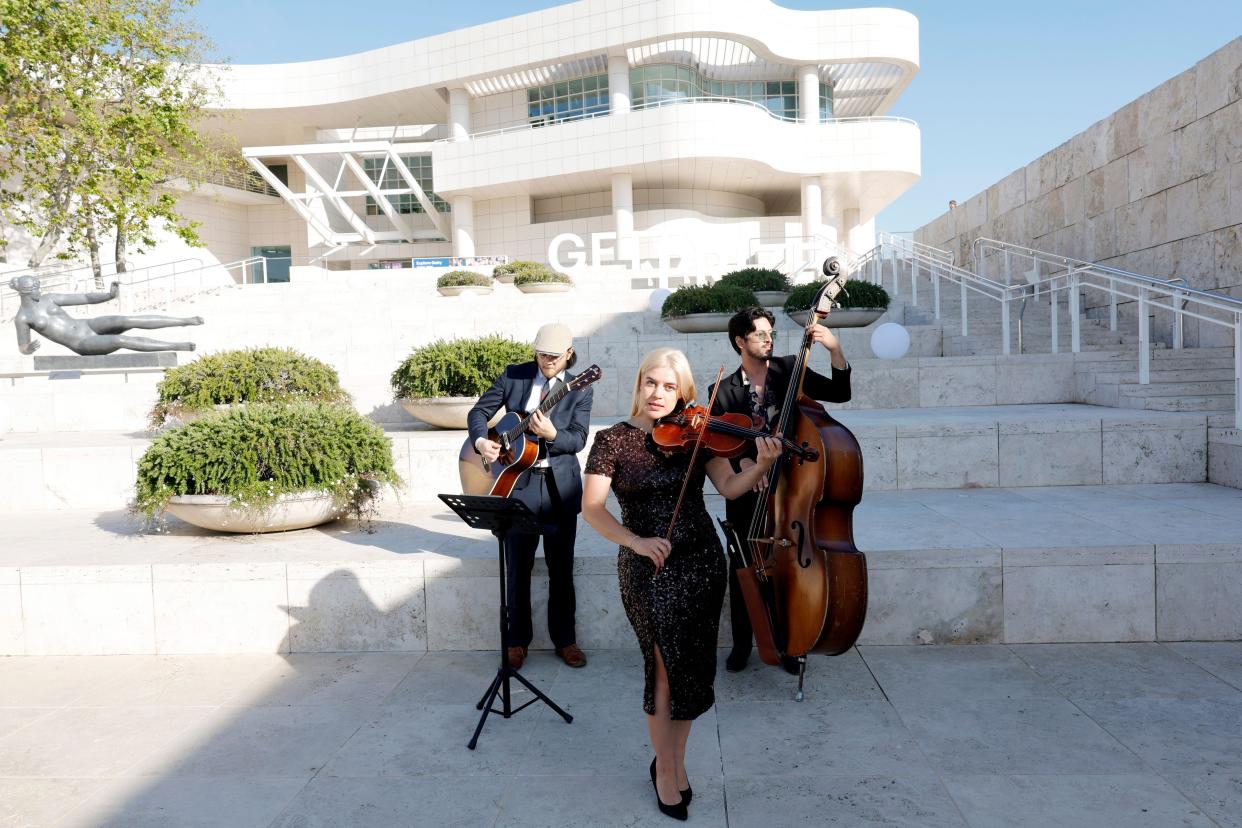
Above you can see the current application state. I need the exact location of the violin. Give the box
[652,405,819,462]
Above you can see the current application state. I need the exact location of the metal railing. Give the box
[0,256,277,322]
[855,235,1008,339]
[855,233,1242,426]
[435,98,917,144]
[748,233,858,279]
[2,257,204,321]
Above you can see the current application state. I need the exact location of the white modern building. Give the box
[192,0,920,280]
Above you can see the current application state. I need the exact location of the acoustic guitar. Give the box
[458,364,602,497]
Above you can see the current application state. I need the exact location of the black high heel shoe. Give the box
[649,757,688,820]
[650,757,693,809]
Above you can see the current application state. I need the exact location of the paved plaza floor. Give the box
[1,643,1240,826]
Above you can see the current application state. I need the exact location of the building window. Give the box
[629,64,828,122]
[361,154,449,215]
[527,74,610,126]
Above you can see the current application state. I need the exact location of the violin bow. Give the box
[662,365,726,546]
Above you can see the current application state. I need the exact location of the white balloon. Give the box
[648,288,671,313]
[870,322,911,360]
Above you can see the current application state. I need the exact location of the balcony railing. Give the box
[435,97,917,144]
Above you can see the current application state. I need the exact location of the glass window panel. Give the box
[569,78,582,94]
[583,76,596,92]
[555,81,568,97]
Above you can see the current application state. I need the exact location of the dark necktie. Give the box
[540,378,557,404]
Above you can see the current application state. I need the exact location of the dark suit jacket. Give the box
[467,361,594,514]
[708,354,851,523]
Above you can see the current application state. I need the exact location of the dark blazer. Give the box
[467,361,594,514]
[709,354,851,524]
[709,354,851,422]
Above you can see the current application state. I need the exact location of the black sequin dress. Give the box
[585,421,726,720]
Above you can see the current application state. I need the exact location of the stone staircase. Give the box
[1,260,1239,656]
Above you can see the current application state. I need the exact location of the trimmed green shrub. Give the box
[784,279,890,313]
[719,267,791,293]
[836,279,891,309]
[391,335,532,399]
[437,270,491,288]
[661,283,759,318]
[150,347,349,427]
[513,266,572,286]
[492,260,549,281]
[134,402,400,521]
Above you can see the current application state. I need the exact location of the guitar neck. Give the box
[506,380,572,442]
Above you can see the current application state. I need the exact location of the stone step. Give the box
[1118,381,1237,397]
[1088,368,1238,384]
[2,345,1076,434]
[0,405,1210,513]
[3,482,1240,655]
[1117,394,1236,412]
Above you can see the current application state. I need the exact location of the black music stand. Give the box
[438,493,573,749]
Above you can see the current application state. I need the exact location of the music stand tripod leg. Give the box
[438,493,573,751]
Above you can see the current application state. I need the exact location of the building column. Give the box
[448,87,471,140]
[838,207,875,255]
[612,172,635,261]
[799,65,819,124]
[819,174,838,246]
[801,176,823,242]
[608,52,630,114]
[452,195,475,257]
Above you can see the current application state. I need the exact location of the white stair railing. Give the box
[748,234,857,280]
[856,233,1241,426]
[1,256,272,323]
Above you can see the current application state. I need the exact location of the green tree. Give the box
[0,0,235,276]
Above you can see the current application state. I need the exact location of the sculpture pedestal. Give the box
[33,353,179,371]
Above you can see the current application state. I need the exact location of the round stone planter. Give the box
[437,285,493,297]
[515,282,573,294]
[785,308,886,328]
[164,491,345,533]
[493,271,515,284]
[754,290,790,308]
[400,396,480,429]
[663,312,734,333]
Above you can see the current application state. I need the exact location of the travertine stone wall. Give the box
[915,37,1242,346]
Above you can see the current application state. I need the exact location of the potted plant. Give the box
[148,347,350,429]
[391,334,532,429]
[513,263,573,294]
[719,267,791,308]
[784,279,891,327]
[492,260,546,284]
[134,402,400,533]
[437,270,493,296]
[660,283,759,333]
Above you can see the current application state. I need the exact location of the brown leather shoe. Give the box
[556,644,587,668]
[506,646,527,669]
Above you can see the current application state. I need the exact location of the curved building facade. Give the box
[207,0,921,277]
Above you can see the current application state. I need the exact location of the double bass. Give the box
[720,258,868,698]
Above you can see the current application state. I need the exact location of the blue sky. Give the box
[189,1,1242,232]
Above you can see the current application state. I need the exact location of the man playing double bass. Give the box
[708,306,851,673]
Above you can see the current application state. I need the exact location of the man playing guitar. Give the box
[468,323,595,669]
